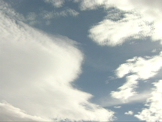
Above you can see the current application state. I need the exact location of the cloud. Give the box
[41,8,79,20]
[111,52,162,101]
[0,101,48,121]
[75,0,109,10]
[44,0,65,8]
[114,106,121,109]
[0,0,79,26]
[89,13,152,46]
[116,52,162,79]
[111,75,138,101]
[135,80,162,121]
[25,8,79,26]
[125,111,133,115]
[0,1,114,121]
[77,0,162,46]
[99,90,151,107]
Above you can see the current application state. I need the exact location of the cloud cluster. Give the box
[0,1,114,121]
[135,80,162,121]
[76,0,162,46]
[111,52,162,100]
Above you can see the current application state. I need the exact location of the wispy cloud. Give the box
[135,80,162,121]
[44,0,65,8]
[111,52,162,100]
[114,106,121,109]
[111,75,139,101]
[25,8,79,26]
[99,90,151,107]
[0,1,114,121]
[125,110,133,115]
[41,8,79,19]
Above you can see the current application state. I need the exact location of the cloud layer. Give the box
[0,1,114,121]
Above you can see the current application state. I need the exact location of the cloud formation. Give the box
[111,75,138,101]
[135,80,162,121]
[0,1,114,121]
[77,0,162,46]
[111,52,162,100]
[116,52,162,79]
[125,111,133,115]
[0,101,47,121]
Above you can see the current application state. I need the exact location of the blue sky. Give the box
[0,0,162,121]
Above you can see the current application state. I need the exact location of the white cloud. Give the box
[0,1,114,121]
[89,13,152,46]
[116,52,162,80]
[114,106,121,109]
[0,101,48,121]
[77,0,162,46]
[44,0,65,8]
[99,90,151,107]
[111,52,162,101]
[125,111,133,115]
[111,75,138,101]
[41,8,79,20]
[135,80,162,121]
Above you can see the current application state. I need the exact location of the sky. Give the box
[0,0,162,121]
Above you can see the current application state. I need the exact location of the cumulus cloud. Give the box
[0,1,114,121]
[116,52,162,79]
[111,52,162,101]
[89,13,152,46]
[135,80,162,121]
[125,111,133,115]
[77,0,162,46]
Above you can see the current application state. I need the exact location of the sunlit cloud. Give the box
[111,75,138,101]
[111,52,162,100]
[116,52,162,80]
[0,1,114,121]
[135,80,162,121]
[76,0,162,46]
